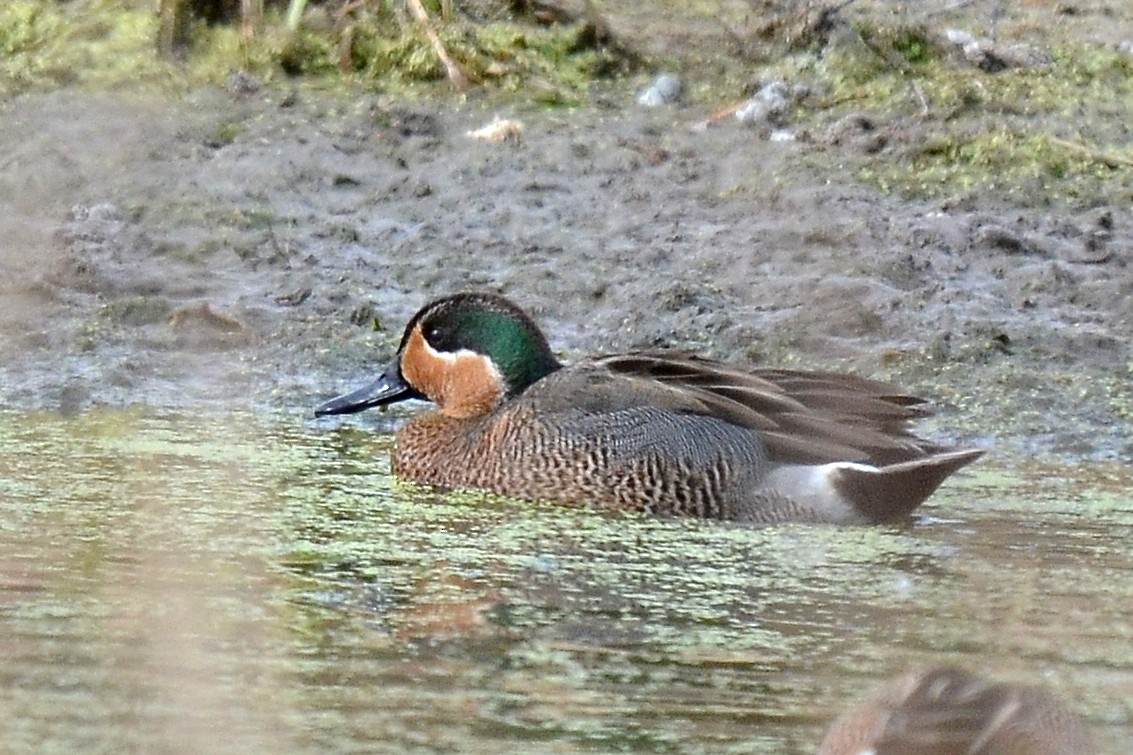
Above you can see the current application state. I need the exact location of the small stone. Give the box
[227,69,261,99]
[735,98,772,125]
[275,287,312,307]
[638,74,681,107]
[944,28,1051,71]
[735,79,790,126]
[944,28,978,46]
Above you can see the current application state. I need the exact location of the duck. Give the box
[315,292,983,524]
[817,665,1095,755]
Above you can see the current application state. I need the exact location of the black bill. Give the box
[314,361,420,416]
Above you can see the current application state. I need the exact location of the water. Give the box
[1,407,1130,753]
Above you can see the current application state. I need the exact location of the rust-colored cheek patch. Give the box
[402,327,446,403]
[401,327,504,419]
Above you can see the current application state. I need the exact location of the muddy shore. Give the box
[1,3,1130,461]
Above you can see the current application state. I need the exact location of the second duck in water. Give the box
[315,292,983,525]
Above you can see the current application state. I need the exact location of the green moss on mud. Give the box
[4,3,1129,207]
[0,0,171,94]
[817,23,1133,206]
[1,2,68,92]
[331,16,626,101]
[0,0,629,101]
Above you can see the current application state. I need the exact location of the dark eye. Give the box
[425,323,456,350]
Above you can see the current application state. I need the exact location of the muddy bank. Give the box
[1,7,1131,461]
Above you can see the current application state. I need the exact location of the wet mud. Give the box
[1,3,1130,461]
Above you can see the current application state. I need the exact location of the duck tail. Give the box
[834,448,986,523]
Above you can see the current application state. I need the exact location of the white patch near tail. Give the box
[766,462,881,524]
[766,449,984,524]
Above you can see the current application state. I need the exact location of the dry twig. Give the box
[406,0,471,92]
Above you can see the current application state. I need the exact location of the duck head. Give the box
[315,292,562,420]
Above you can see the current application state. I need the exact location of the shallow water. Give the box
[1,408,1130,753]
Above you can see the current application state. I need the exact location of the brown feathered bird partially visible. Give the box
[817,666,1095,755]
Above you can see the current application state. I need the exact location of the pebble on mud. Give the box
[734,79,788,128]
[944,28,1052,71]
[975,224,1047,256]
[637,74,681,106]
[826,113,887,154]
[227,69,261,99]
[275,287,312,307]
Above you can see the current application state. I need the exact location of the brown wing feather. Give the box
[820,666,1092,755]
[585,352,944,466]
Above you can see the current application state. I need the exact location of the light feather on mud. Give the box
[466,116,524,142]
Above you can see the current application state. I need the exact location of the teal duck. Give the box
[316,292,983,524]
